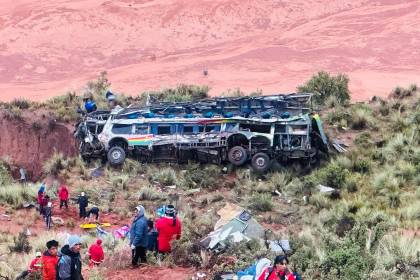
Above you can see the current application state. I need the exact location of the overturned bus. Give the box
[74,93,328,172]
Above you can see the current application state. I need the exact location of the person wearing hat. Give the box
[28,251,42,273]
[257,255,296,280]
[155,205,182,254]
[57,235,83,280]
[77,192,89,219]
[130,205,148,266]
[88,239,104,267]
[41,240,59,280]
[45,201,53,230]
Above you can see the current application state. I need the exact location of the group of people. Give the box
[130,204,182,267]
[23,236,105,279]
[37,182,102,230]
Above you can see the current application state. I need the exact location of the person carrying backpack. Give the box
[155,204,182,253]
[57,235,84,280]
[257,255,296,280]
[41,240,59,280]
[77,192,88,219]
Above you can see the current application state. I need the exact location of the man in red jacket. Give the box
[58,184,69,209]
[88,239,105,267]
[155,205,182,253]
[41,240,59,280]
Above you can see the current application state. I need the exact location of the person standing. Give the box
[57,235,83,280]
[77,192,88,219]
[37,183,46,215]
[29,251,42,273]
[155,205,182,253]
[88,239,104,267]
[130,205,148,266]
[58,184,69,209]
[41,240,59,280]
[45,202,53,230]
[40,195,50,217]
[19,167,27,185]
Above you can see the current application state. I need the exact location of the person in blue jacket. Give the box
[130,205,148,266]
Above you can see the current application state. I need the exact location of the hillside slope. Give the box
[0,0,419,101]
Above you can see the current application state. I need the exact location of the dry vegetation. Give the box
[0,74,419,279]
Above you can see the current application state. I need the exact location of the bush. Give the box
[248,193,273,212]
[0,184,37,208]
[111,174,130,190]
[10,98,32,109]
[297,71,350,105]
[138,186,164,201]
[149,167,177,186]
[350,104,374,130]
[9,231,31,253]
[42,153,68,175]
[181,163,219,189]
[142,84,209,103]
[0,161,12,186]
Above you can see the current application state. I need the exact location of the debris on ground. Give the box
[331,138,349,153]
[199,203,265,253]
[91,168,104,178]
[51,216,64,225]
[316,184,336,193]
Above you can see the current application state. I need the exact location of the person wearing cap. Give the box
[129,205,148,266]
[257,255,296,280]
[77,192,89,219]
[45,201,53,230]
[155,205,182,253]
[28,251,42,273]
[58,184,69,209]
[57,235,83,280]
[41,240,59,280]
[87,239,104,267]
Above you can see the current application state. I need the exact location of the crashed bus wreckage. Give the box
[74,93,330,172]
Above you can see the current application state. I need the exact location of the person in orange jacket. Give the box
[155,205,182,253]
[88,239,105,267]
[41,240,59,280]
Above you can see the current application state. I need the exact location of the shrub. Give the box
[181,163,219,189]
[42,153,68,175]
[0,161,12,186]
[327,108,352,127]
[248,193,273,212]
[320,162,348,189]
[111,174,130,190]
[142,84,209,103]
[297,71,350,105]
[0,184,37,208]
[149,167,177,186]
[138,186,164,201]
[9,231,31,253]
[310,192,333,210]
[10,98,32,109]
[350,104,374,130]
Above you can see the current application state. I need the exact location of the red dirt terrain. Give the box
[1,0,419,101]
[0,110,77,180]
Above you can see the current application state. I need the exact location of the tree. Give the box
[297,71,350,105]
